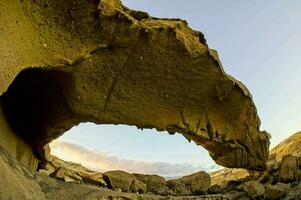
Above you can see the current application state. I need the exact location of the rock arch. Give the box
[0,0,269,171]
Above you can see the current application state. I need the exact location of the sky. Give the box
[51,0,301,177]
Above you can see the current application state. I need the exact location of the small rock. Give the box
[49,167,66,181]
[265,182,290,199]
[131,179,147,194]
[103,170,136,192]
[222,180,242,192]
[279,155,299,183]
[266,154,278,172]
[178,171,211,194]
[133,174,166,194]
[243,180,265,199]
[166,179,190,196]
[285,182,301,200]
[208,184,222,194]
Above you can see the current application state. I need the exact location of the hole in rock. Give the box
[50,123,221,179]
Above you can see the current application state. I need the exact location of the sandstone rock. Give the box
[279,155,299,183]
[222,180,243,192]
[178,171,211,194]
[133,174,167,194]
[1,145,231,199]
[243,180,265,199]
[103,170,136,192]
[0,0,269,171]
[265,183,290,199]
[49,167,84,183]
[42,156,106,186]
[266,154,278,172]
[49,167,69,181]
[0,100,39,172]
[210,168,250,186]
[103,170,146,193]
[208,185,222,194]
[167,179,190,196]
[285,183,301,200]
[131,179,147,194]
[0,146,45,200]
[270,131,301,161]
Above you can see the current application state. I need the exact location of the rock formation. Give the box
[0,129,300,199]
[0,0,269,172]
[208,132,301,199]
[40,155,107,186]
[270,131,301,161]
[0,145,229,199]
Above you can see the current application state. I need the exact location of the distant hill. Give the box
[270,131,301,161]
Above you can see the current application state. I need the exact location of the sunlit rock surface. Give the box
[0,0,269,171]
[270,131,301,161]
[0,145,231,199]
[208,132,301,199]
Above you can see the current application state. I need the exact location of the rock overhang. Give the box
[0,0,270,171]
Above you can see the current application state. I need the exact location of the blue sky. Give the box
[51,0,301,176]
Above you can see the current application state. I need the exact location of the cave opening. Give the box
[49,123,220,178]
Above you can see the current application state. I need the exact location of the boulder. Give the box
[49,167,82,183]
[208,185,222,194]
[0,0,269,171]
[279,155,299,183]
[266,154,278,172]
[166,179,190,196]
[0,146,45,200]
[210,168,250,186]
[222,180,243,192]
[131,179,147,194]
[243,180,265,199]
[41,156,106,186]
[103,170,135,192]
[285,183,301,200]
[265,183,290,200]
[133,174,167,194]
[103,170,146,193]
[1,145,232,199]
[178,171,211,194]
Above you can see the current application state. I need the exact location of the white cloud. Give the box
[49,140,217,178]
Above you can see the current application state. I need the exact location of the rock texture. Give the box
[243,180,265,199]
[0,100,39,172]
[133,173,167,195]
[1,130,301,199]
[279,155,299,183]
[40,155,106,186]
[0,0,269,171]
[40,154,212,196]
[0,145,231,200]
[177,171,211,194]
[270,131,301,161]
[103,170,146,193]
[208,132,301,199]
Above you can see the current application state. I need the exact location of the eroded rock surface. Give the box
[103,170,146,193]
[208,132,301,199]
[40,155,106,186]
[0,145,231,200]
[0,0,269,171]
[270,131,301,161]
[133,173,167,195]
